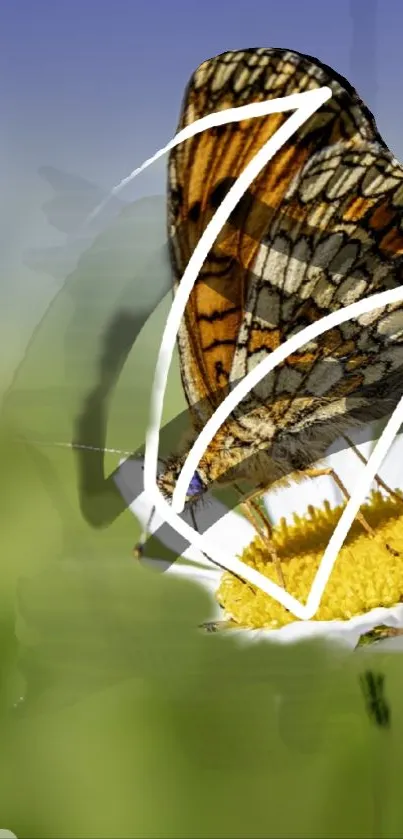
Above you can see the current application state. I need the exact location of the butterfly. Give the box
[138,48,403,586]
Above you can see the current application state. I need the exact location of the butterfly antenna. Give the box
[133,505,156,559]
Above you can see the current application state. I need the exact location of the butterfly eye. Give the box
[187,471,204,496]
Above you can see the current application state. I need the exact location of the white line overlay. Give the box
[101,84,403,621]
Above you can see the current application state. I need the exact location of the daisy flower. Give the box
[115,431,403,651]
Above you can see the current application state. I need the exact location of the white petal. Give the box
[115,456,403,650]
[263,425,403,524]
[211,604,403,651]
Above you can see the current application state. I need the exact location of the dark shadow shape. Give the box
[60,53,403,563]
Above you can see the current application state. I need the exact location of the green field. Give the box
[0,202,402,839]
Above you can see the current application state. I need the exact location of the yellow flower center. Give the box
[216,490,403,629]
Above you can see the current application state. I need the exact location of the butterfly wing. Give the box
[227,140,403,463]
[168,47,385,433]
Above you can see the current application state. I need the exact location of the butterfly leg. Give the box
[342,433,403,504]
[304,467,376,536]
[235,487,286,588]
[304,467,399,556]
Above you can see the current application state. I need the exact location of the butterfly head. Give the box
[157,456,208,504]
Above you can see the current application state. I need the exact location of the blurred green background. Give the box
[0,198,402,839]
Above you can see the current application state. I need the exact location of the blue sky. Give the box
[2,0,402,373]
[3,0,399,190]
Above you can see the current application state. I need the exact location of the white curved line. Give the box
[305,395,403,616]
[174,284,403,510]
[143,86,332,509]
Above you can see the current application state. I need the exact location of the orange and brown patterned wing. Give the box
[167,47,385,432]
